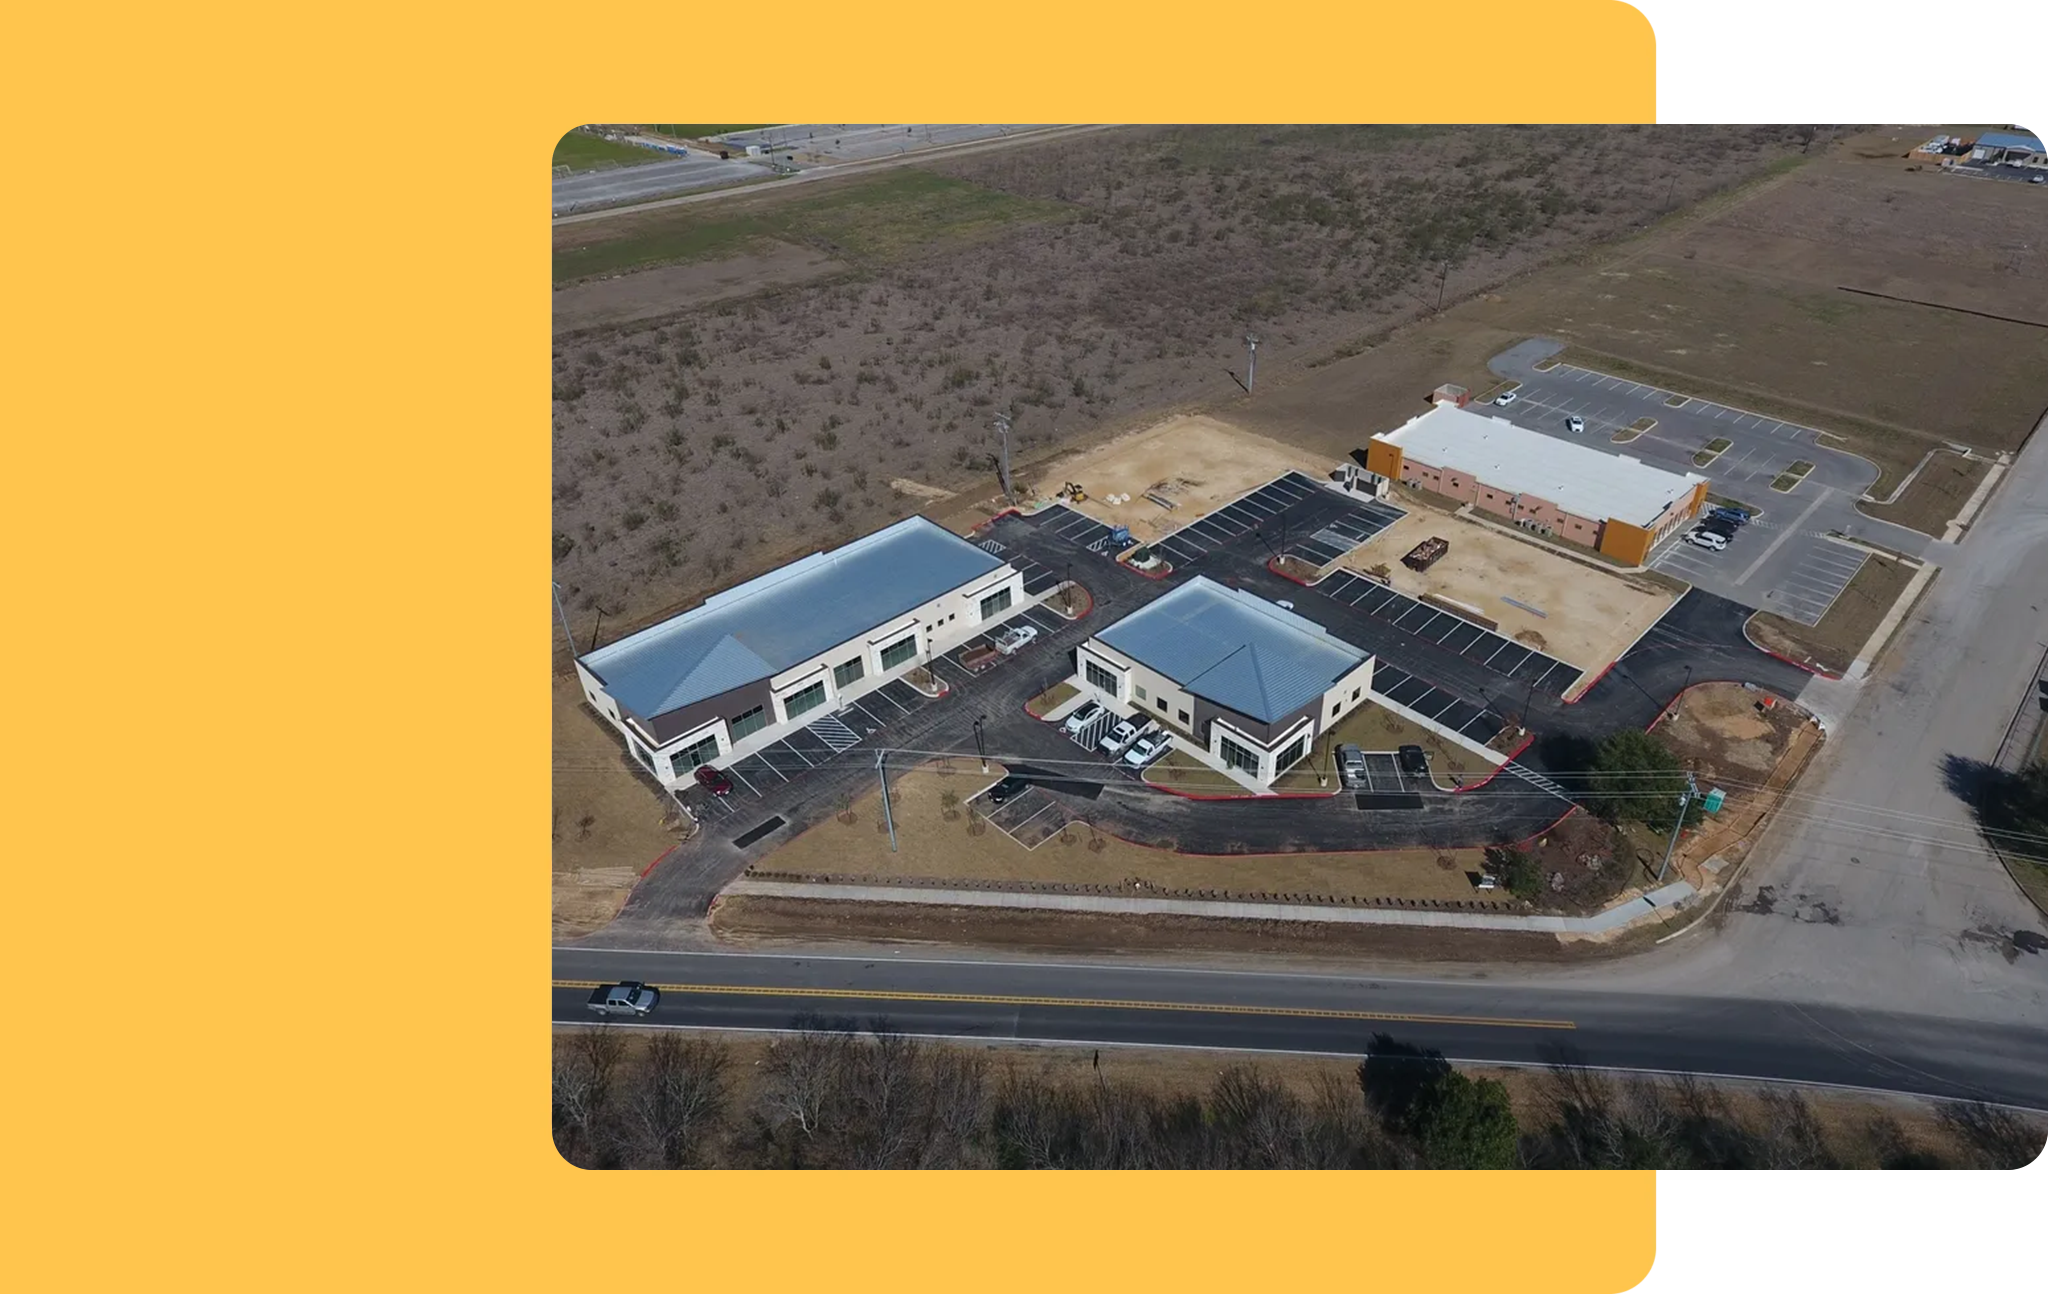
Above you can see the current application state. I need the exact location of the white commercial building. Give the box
[1075,577,1376,786]
[575,517,1024,788]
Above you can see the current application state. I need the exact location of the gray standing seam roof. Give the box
[583,517,1007,720]
[1094,577,1369,725]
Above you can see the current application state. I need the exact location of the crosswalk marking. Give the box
[1502,761,1574,802]
[810,713,861,753]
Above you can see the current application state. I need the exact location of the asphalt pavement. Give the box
[551,949,2048,1109]
[1486,340,1936,623]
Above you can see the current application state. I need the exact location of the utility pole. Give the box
[877,748,898,852]
[992,409,1014,504]
[552,582,579,660]
[1656,770,1700,882]
[1436,259,1451,311]
[973,714,988,774]
[1244,334,1259,392]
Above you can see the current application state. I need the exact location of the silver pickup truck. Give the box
[585,981,660,1017]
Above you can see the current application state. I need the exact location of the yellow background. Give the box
[13,1,1654,1288]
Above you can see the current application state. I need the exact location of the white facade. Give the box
[578,563,1026,789]
[1074,638,1376,787]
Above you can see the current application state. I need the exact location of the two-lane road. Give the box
[552,949,2048,1109]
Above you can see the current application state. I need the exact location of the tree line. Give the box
[553,1019,2044,1171]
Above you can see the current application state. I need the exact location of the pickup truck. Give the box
[586,982,660,1017]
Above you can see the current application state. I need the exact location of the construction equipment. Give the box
[1058,482,1089,503]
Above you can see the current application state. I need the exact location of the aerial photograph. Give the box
[551,124,2048,1170]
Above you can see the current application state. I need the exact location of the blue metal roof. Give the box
[1095,577,1369,724]
[1976,130,2042,152]
[584,517,1006,719]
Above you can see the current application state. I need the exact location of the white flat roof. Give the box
[1378,404,1707,526]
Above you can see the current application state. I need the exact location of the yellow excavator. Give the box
[1057,481,1088,503]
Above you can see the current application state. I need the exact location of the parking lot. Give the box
[1651,524,1870,626]
[1316,569,1581,699]
[1484,340,1933,622]
[551,152,768,214]
[1155,471,1404,570]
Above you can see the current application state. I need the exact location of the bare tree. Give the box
[627,1034,732,1168]
[553,1027,630,1167]
[756,1015,858,1165]
[1936,1100,2048,1170]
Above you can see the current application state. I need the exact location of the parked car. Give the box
[985,774,1030,806]
[1565,415,1585,434]
[1708,506,1751,526]
[1701,518,1741,538]
[1100,719,1140,755]
[1337,744,1368,789]
[1123,731,1171,769]
[586,982,660,1017]
[1493,391,1519,407]
[991,623,1039,654]
[1398,745,1431,779]
[694,764,734,796]
[1686,529,1729,551]
[1063,701,1106,737]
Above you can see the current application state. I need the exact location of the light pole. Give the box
[992,410,1014,503]
[1244,334,1260,392]
[876,748,898,853]
[552,582,579,659]
[973,714,988,773]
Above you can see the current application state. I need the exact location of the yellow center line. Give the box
[553,981,1574,1030]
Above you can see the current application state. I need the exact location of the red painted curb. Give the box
[640,845,677,879]
[1449,733,1534,792]
[1561,656,1619,705]
[1120,555,1173,581]
[972,506,1026,533]
[1052,584,1095,619]
[1740,615,1844,680]
[1265,557,1317,587]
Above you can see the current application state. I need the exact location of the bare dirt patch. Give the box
[1344,508,1674,674]
[1856,451,1992,537]
[747,759,1489,904]
[1021,414,1336,542]
[553,245,844,335]
[1749,553,1920,675]
[553,675,694,937]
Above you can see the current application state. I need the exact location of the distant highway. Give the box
[553,125,1117,227]
[552,948,2048,1109]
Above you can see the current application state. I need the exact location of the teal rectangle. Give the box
[1753,1171,1941,1294]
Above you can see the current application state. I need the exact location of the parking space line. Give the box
[776,739,815,768]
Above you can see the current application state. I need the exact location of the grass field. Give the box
[651,124,775,138]
[553,130,661,173]
[1856,451,1991,537]
[1749,553,1920,675]
[552,169,1070,283]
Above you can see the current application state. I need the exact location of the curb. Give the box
[1449,733,1533,793]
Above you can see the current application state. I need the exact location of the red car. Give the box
[694,764,734,796]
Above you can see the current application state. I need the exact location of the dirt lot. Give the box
[1650,683,1825,890]
[1345,509,1675,674]
[552,126,1817,642]
[1028,414,1336,542]
[1460,147,2048,493]
[747,758,1490,904]
[553,676,692,937]
[1856,450,1993,537]
[1748,553,1925,675]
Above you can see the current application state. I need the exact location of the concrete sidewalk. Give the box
[721,876,1698,935]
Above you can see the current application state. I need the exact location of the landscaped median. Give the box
[1771,460,1816,492]
[1610,417,1656,444]
[1693,437,1733,468]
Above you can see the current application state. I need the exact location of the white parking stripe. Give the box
[777,739,815,768]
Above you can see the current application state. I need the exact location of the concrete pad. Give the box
[1344,508,1677,674]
